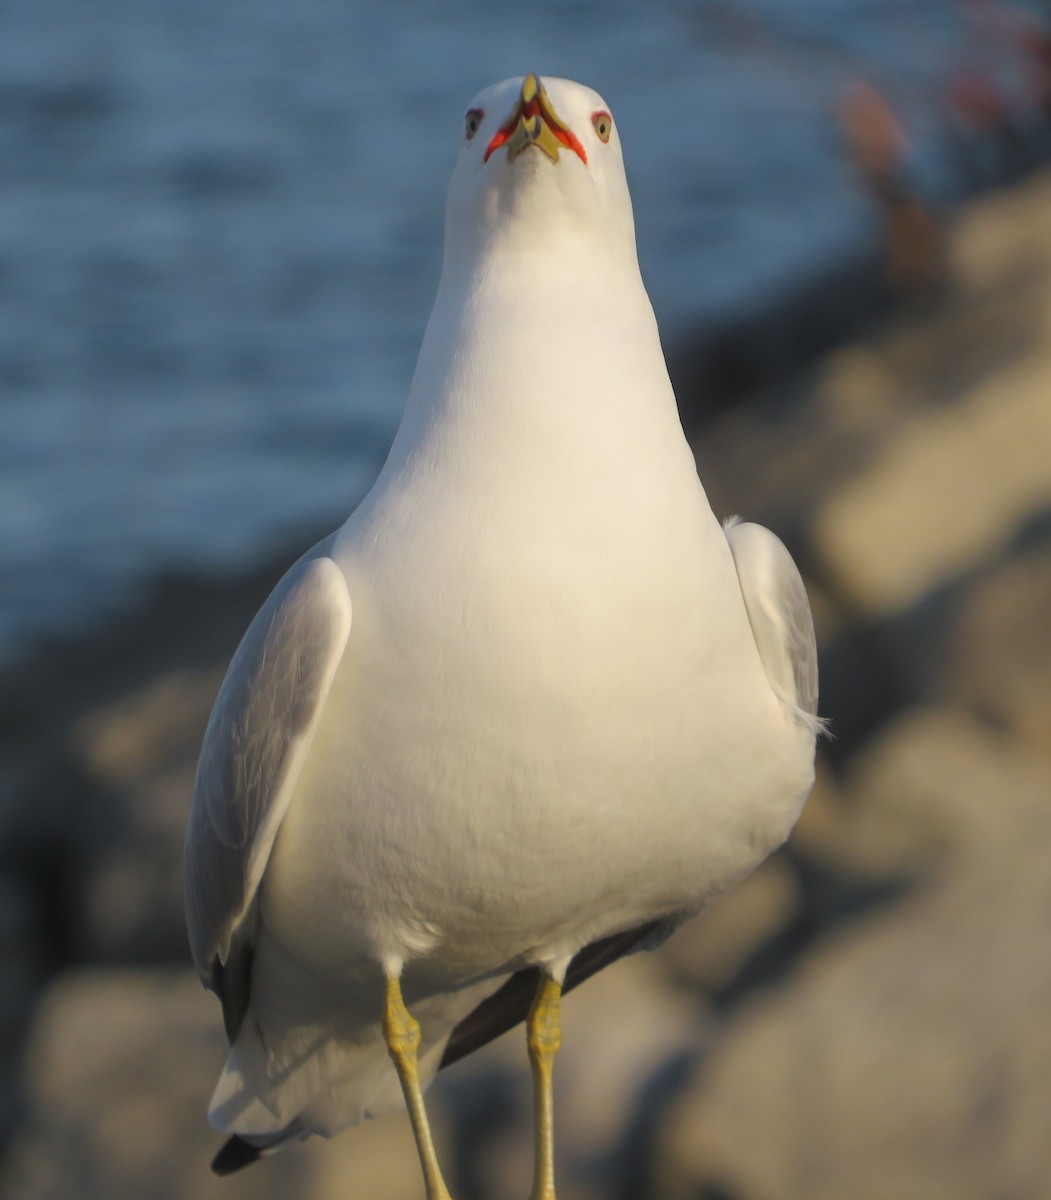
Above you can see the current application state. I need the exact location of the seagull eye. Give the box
[591,111,612,143]
[465,108,484,140]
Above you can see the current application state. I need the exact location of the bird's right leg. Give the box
[383,976,453,1200]
[527,972,564,1200]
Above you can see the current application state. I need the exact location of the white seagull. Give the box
[184,73,820,1200]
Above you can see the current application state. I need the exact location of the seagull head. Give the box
[442,75,638,273]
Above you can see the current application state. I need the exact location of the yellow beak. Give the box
[485,73,586,166]
[505,74,566,162]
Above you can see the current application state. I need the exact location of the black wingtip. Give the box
[211,1135,263,1176]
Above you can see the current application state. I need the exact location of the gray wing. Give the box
[724,519,820,730]
[184,544,351,1035]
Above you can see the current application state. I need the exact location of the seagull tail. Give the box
[211,1134,262,1175]
[211,1127,303,1175]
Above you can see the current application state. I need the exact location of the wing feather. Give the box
[724,519,821,730]
[184,551,351,1022]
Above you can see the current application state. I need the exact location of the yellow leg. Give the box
[527,974,563,1200]
[383,977,453,1200]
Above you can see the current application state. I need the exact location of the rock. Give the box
[652,712,1051,1200]
[942,542,1051,757]
[658,857,801,997]
[0,872,40,1152]
[812,350,1051,617]
[809,172,1051,619]
[786,756,860,871]
[65,667,222,961]
[843,706,1051,871]
[0,967,429,1200]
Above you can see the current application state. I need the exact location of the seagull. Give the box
[184,73,820,1200]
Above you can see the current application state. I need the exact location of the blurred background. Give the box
[2,0,1051,1197]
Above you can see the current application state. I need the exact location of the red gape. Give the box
[483,122,514,162]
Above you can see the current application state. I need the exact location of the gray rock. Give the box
[843,706,1051,870]
[812,359,1051,618]
[0,871,39,1152]
[806,173,1051,620]
[943,542,1051,757]
[658,857,801,996]
[66,668,222,962]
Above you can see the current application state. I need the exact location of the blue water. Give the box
[0,0,1041,657]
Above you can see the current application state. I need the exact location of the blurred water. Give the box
[0,0,1040,658]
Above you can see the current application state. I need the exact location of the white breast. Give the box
[262,467,812,985]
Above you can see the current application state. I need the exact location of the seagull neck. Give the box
[402,249,671,435]
[360,244,708,554]
[360,245,702,534]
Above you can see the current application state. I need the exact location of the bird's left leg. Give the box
[383,976,453,1200]
[527,971,564,1200]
